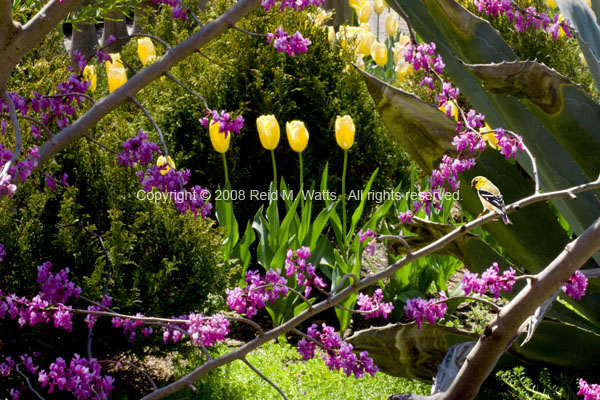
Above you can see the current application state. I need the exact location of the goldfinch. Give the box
[471,176,512,225]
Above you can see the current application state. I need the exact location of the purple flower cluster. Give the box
[357,289,394,319]
[117,131,160,169]
[153,0,187,21]
[37,354,114,399]
[398,210,413,224]
[117,131,212,219]
[111,314,146,342]
[358,228,376,256]
[261,0,324,12]
[474,0,572,41]
[461,262,516,298]
[285,246,327,297]
[267,28,312,57]
[37,261,81,304]
[226,268,289,319]
[0,243,5,262]
[297,323,378,378]
[84,295,112,328]
[199,109,245,137]
[579,379,600,400]
[162,313,230,347]
[562,270,588,301]
[45,172,69,191]
[402,42,444,88]
[404,291,448,329]
[495,128,525,160]
[0,292,74,331]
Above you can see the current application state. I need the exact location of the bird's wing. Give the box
[478,189,506,211]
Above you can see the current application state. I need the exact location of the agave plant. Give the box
[354,0,600,378]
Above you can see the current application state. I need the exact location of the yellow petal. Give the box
[358,3,372,24]
[385,13,398,37]
[157,155,176,175]
[83,65,97,93]
[209,120,230,153]
[335,115,355,150]
[370,41,388,66]
[374,0,385,15]
[107,67,127,93]
[137,37,157,66]
[286,120,309,152]
[257,115,280,150]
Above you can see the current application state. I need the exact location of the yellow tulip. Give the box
[327,26,336,44]
[137,37,157,66]
[587,0,591,6]
[547,0,556,7]
[374,0,385,15]
[257,115,280,150]
[397,33,410,47]
[338,25,359,49]
[360,23,371,32]
[385,13,398,37]
[105,53,123,72]
[580,52,588,67]
[358,30,376,56]
[438,101,459,122]
[395,61,413,82]
[358,3,372,23]
[479,123,498,150]
[107,67,127,93]
[392,41,404,65]
[157,155,176,175]
[286,121,309,152]
[370,41,388,66]
[335,115,355,150]
[83,65,97,93]
[349,0,362,9]
[209,120,230,153]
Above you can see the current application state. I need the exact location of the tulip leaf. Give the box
[466,60,600,182]
[320,163,344,249]
[556,0,600,94]
[232,220,256,280]
[347,168,379,247]
[307,200,339,250]
[252,206,273,270]
[278,191,301,247]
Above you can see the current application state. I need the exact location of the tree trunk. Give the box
[132,0,155,34]
[101,9,128,52]
[323,0,353,29]
[70,22,98,71]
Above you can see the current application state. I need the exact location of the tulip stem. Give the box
[222,153,229,185]
[271,150,277,193]
[342,149,348,242]
[299,152,304,213]
[377,14,380,41]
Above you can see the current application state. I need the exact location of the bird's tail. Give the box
[501,212,512,225]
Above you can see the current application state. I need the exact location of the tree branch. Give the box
[0,92,22,180]
[11,0,261,184]
[242,357,289,400]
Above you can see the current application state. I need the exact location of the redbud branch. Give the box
[433,295,501,312]
[255,283,313,311]
[131,98,169,161]
[242,357,289,400]
[223,315,265,336]
[0,91,22,180]
[335,304,382,315]
[44,92,97,105]
[84,135,121,155]
[196,49,222,66]
[329,273,358,298]
[504,128,540,194]
[164,72,208,109]
[100,360,157,390]
[582,268,600,278]
[175,0,204,27]
[15,363,46,400]
[390,0,417,47]
[291,328,330,352]
[0,113,54,137]
[377,234,412,255]
[94,33,172,55]
[231,23,269,38]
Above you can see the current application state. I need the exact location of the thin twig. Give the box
[255,283,313,311]
[0,92,22,180]
[223,315,265,336]
[377,234,412,255]
[291,328,330,352]
[196,49,221,66]
[15,364,46,400]
[44,92,96,105]
[84,135,120,155]
[101,360,158,390]
[390,0,417,46]
[231,23,269,37]
[242,357,289,400]
[165,72,208,109]
[434,295,501,312]
[329,273,358,298]
[131,98,169,160]
[176,0,204,27]
[0,113,54,137]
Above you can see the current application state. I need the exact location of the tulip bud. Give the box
[210,120,230,153]
[257,115,280,150]
[286,121,309,152]
[358,3,372,23]
[105,53,123,72]
[157,155,176,175]
[137,37,157,66]
[479,123,498,149]
[335,115,355,150]
[438,101,459,122]
[395,61,412,82]
[370,41,388,67]
[373,0,385,15]
[327,26,336,45]
[83,65,97,93]
[385,13,398,37]
[107,66,127,93]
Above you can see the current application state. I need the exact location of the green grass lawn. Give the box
[171,340,431,399]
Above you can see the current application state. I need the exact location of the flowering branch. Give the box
[15,363,46,400]
[0,113,54,137]
[433,295,501,312]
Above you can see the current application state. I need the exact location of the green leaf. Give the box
[252,206,273,270]
[307,201,339,250]
[232,220,256,277]
[347,168,379,247]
